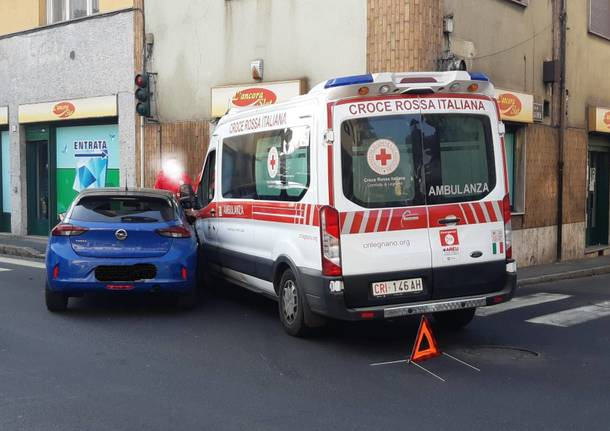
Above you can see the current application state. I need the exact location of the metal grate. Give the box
[95,264,157,282]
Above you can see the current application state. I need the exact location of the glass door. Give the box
[0,130,10,232]
[27,141,50,236]
[586,151,609,247]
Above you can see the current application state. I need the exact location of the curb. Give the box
[0,245,45,260]
[518,265,610,287]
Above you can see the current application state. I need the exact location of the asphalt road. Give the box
[0,257,609,431]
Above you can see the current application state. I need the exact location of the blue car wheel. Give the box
[45,283,68,312]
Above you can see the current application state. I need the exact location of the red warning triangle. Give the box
[410,315,441,363]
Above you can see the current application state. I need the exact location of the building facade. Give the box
[0,0,139,235]
[3,0,610,270]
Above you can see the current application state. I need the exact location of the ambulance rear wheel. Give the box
[278,269,309,337]
[433,308,476,330]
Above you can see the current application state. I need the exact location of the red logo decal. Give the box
[497,93,522,117]
[232,88,277,108]
[440,229,459,246]
[53,102,76,119]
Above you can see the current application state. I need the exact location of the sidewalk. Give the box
[1,233,610,286]
[0,234,47,259]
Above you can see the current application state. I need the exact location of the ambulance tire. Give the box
[278,269,311,337]
[432,308,476,330]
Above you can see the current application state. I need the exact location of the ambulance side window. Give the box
[221,126,310,201]
[198,150,216,208]
[422,114,495,204]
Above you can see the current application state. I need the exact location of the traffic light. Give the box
[135,73,150,117]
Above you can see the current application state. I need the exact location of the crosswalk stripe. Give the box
[526,301,610,327]
[0,256,46,269]
[476,292,571,317]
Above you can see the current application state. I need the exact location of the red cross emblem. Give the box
[375,148,392,166]
[270,154,276,170]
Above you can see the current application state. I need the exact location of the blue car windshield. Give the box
[70,196,176,223]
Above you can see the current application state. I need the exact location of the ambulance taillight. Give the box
[502,194,512,259]
[320,206,342,276]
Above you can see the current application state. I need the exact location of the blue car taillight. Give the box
[156,225,191,238]
[51,223,88,236]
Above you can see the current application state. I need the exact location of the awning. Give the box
[588,106,610,134]
[495,89,534,123]
[211,80,305,118]
[19,95,117,123]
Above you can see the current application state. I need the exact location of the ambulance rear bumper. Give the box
[301,266,517,321]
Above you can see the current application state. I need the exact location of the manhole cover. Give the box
[459,345,540,361]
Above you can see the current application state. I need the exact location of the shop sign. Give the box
[495,89,534,123]
[0,107,7,125]
[211,80,304,118]
[588,106,610,134]
[19,95,117,124]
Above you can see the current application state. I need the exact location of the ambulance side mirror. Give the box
[179,184,199,210]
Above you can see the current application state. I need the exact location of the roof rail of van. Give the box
[309,71,495,99]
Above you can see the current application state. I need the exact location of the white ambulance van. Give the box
[194,71,517,336]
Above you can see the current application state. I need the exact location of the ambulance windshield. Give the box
[340,113,495,208]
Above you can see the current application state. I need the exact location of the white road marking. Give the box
[0,268,11,272]
[526,301,610,327]
[0,256,46,269]
[476,292,571,317]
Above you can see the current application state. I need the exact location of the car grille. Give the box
[95,264,157,282]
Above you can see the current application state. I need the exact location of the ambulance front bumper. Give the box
[301,264,517,321]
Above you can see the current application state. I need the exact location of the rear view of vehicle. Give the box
[318,71,517,329]
[45,189,198,311]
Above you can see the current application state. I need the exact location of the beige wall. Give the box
[443,0,553,107]
[99,0,134,13]
[0,0,41,36]
[145,0,367,122]
[566,0,610,129]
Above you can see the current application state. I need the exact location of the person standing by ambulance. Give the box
[153,157,193,196]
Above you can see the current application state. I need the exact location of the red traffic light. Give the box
[135,74,148,88]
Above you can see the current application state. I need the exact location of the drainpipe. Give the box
[556,0,567,261]
[138,1,146,187]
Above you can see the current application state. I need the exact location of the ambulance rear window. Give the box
[422,114,495,204]
[340,114,425,208]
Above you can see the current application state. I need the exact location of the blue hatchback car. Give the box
[45,188,198,311]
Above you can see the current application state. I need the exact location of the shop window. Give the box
[504,126,526,213]
[47,0,99,24]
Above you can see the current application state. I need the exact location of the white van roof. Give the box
[219,71,495,122]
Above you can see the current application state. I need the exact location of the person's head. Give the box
[163,157,183,181]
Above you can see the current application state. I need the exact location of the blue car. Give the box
[45,188,198,311]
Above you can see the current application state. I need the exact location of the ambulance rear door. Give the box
[331,97,433,308]
[422,95,508,300]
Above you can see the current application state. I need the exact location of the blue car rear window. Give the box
[70,196,176,223]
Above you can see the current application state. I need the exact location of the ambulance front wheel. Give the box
[278,269,310,337]
[432,308,476,330]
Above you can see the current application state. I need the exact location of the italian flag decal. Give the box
[492,230,504,255]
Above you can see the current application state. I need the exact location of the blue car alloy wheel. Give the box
[45,188,199,311]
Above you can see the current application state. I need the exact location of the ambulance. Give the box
[194,71,517,336]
